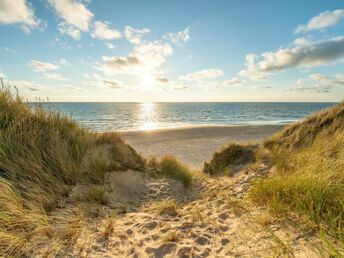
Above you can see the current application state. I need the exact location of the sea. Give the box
[33,102,336,132]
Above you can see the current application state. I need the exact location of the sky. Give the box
[0,0,344,102]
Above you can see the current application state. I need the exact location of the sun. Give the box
[140,72,155,88]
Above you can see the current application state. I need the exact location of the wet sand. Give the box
[121,125,286,169]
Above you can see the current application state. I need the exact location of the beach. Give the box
[121,124,285,169]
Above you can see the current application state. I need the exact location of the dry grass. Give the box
[101,219,116,239]
[0,86,144,256]
[162,230,184,243]
[151,199,180,216]
[203,143,256,175]
[250,101,344,255]
[145,155,193,186]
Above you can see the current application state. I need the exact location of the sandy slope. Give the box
[70,162,320,258]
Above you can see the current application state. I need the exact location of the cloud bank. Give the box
[240,36,344,80]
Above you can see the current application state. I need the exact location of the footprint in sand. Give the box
[219,225,229,232]
[218,213,228,220]
[144,221,158,230]
[145,242,177,257]
[194,235,209,246]
[177,246,192,257]
[221,238,230,246]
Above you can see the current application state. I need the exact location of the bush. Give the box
[203,143,256,175]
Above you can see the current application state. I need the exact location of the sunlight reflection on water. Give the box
[31,102,335,132]
[138,103,158,130]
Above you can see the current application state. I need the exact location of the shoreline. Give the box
[121,124,287,169]
[114,122,294,134]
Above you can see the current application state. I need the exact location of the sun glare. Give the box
[140,73,155,89]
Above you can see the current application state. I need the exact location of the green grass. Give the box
[0,86,144,256]
[145,155,193,186]
[250,101,344,254]
[203,143,256,175]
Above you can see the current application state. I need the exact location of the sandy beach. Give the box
[121,124,286,169]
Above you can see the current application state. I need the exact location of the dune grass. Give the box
[250,102,344,250]
[203,143,256,175]
[145,155,193,186]
[0,86,144,256]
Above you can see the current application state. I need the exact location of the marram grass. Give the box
[145,155,193,186]
[251,101,344,251]
[0,86,144,256]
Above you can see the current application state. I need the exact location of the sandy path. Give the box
[71,162,320,257]
[121,125,285,169]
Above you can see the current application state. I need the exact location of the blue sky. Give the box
[0,0,344,102]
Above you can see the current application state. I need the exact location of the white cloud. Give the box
[0,0,42,32]
[248,85,272,90]
[124,26,150,45]
[91,21,121,40]
[44,72,68,81]
[98,41,173,75]
[295,9,344,33]
[58,22,81,40]
[48,0,93,31]
[12,80,42,91]
[105,42,115,49]
[179,68,224,81]
[288,73,344,93]
[101,56,140,73]
[163,27,190,45]
[52,37,71,49]
[134,42,173,70]
[240,37,344,80]
[83,75,124,90]
[222,78,243,86]
[155,76,169,83]
[62,84,87,92]
[174,85,188,90]
[59,58,68,65]
[293,37,312,47]
[102,79,124,89]
[48,0,93,39]
[28,60,60,72]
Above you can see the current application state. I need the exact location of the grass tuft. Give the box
[145,155,193,186]
[203,143,256,175]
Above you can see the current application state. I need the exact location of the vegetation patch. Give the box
[203,143,256,175]
[151,199,180,216]
[251,101,344,251]
[145,155,193,186]
[0,87,144,256]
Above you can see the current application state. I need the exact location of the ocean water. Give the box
[33,102,335,132]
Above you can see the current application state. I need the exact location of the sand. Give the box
[67,124,324,257]
[71,164,320,257]
[121,125,285,169]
